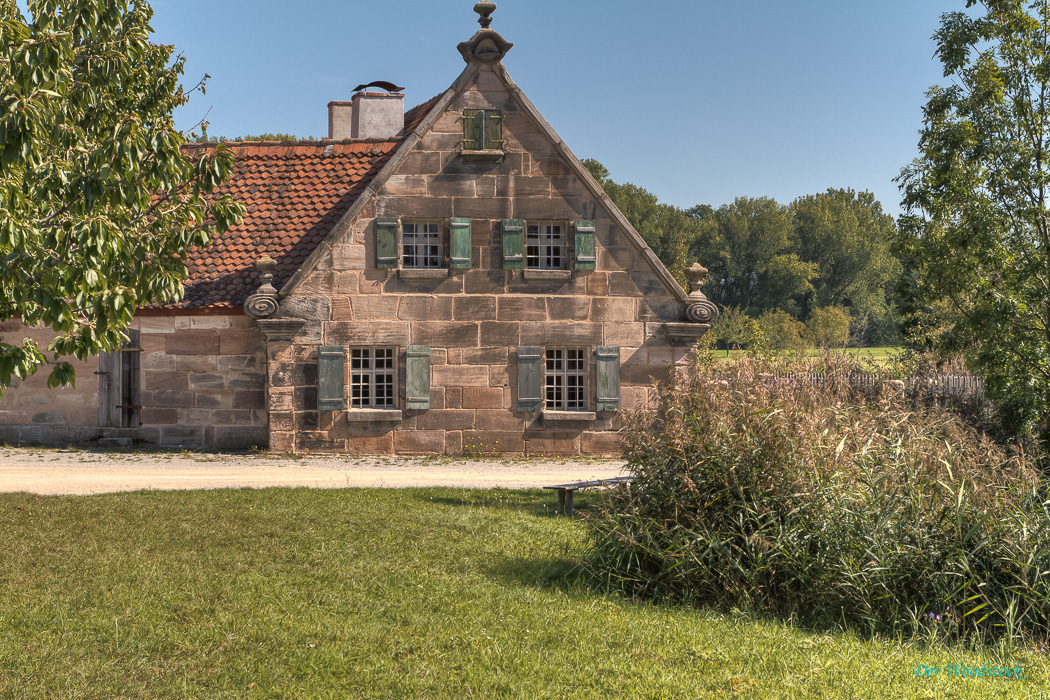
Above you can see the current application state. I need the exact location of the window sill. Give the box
[399,268,450,280]
[543,410,597,423]
[459,148,504,159]
[523,269,572,280]
[345,409,404,422]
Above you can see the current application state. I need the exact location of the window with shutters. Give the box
[526,222,565,270]
[545,348,588,411]
[402,220,441,268]
[350,347,397,409]
[462,109,503,152]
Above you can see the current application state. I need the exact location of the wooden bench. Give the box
[543,476,634,517]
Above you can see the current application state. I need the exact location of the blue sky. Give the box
[145,0,961,215]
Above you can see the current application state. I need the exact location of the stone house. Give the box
[0,3,717,455]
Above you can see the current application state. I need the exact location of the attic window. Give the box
[402,221,442,269]
[526,222,565,270]
[462,109,503,154]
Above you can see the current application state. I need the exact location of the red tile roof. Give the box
[172,139,398,307]
[404,93,441,133]
[167,95,442,309]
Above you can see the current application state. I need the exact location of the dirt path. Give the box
[0,447,628,495]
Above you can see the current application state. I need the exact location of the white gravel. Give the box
[0,447,628,495]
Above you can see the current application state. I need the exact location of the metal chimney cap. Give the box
[351,81,405,93]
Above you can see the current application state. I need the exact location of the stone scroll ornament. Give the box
[244,255,280,319]
[685,263,719,324]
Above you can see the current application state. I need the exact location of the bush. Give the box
[585,352,1050,645]
[757,309,808,351]
[707,306,759,352]
[804,306,851,348]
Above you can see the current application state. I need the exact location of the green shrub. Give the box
[585,352,1050,645]
[804,306,851,348]
[757,309,809,351]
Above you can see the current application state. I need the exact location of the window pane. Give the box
[404,221,441,269]
[545,347,586,411]
[349,347,396,409]
[526,222,565,269]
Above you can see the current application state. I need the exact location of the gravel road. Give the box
[0,447,628,495]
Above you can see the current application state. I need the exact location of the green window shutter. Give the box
[406,345,431,410]
[484,110,503,150]
[462,109,481,150]
[450,218,472,269]
[517,346,542,412]
[596,346,621,412]
[375,217,399,269]
[575,219,596,270]
[502,219,525,270]
[318,346,346,411]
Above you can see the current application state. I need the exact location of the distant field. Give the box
[714,347,899,362]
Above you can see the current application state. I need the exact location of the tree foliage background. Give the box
[582,159,902,348]
[895,0,1050,440]
[0,0,242,391]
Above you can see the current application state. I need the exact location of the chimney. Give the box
[328,101,354,140]
[349,91,404,139]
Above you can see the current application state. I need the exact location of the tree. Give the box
[708,306,759,354]
[894,0,1050,439]
[804,306,851,349]
[757,308,808,351]
[691,197,816,317]
[791,188,901,342]
[0,0,243,391]
[189,132,319,143]
[581,158,696,284]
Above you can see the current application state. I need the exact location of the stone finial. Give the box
[684,262,719,325]
[245,255,280,319]
[685,262,709,295]
[458,1,513,63]
[255,255,277,294]
[474,0,496,28]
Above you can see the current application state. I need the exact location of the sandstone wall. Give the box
[0,321,101,445]
[0,313,267,449]
[273,64,696,455]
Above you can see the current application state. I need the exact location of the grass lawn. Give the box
[1,487,1046,698]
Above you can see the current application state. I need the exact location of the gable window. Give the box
[376,218,471,275]
[402,221,441,269]
[527,222,565,270]
[545,348,587,411]
[462,109,503,151]
[350,347,397,408]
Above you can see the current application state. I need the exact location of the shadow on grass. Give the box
[484,547,942,650]
[411,489,611,520]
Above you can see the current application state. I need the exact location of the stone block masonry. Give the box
[264,63,692,456]
[0,314,267,450]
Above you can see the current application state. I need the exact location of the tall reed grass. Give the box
[586,352,1050,646]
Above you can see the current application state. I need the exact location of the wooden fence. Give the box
[773,372,984,397]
